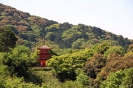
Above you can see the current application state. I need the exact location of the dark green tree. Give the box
[0,27,17,52]
[2,45,29,78]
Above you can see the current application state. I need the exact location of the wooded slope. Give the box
[0,3,132,48]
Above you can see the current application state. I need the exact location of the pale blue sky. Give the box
[1,0,133,39]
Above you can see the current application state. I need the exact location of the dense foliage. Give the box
[100,68,133,88]
[2,46,29,77]
[0,27,17,52]
[0,3,133,88]
[0,3,133,48]
[47,49,92,81]
[0,39,133,87]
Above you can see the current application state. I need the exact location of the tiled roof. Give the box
[38,45,50,49]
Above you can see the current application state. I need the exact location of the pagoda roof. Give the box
[37,45,51,49]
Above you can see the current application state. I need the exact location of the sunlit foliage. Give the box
[100,68,133,88]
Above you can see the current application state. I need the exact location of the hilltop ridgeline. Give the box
[0,3,132,48]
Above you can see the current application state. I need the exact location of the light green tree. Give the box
[96,41,111,54]
[100,68,133,88]
[104,46,125,58]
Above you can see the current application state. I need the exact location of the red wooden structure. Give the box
[37,45,51,67]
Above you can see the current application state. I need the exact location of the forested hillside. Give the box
[1,3,133,88]
[0,3,133,48]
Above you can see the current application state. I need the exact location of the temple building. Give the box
[37,45,51,67]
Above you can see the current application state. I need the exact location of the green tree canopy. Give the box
[2,45,30,77]
[0,27,17,52]
[104,46,125,58]
[100,68,133,88]
[96,41,111,54]
[47,49,91,81]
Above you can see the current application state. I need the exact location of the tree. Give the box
[85,53,106,79]
[75,68,89,87]
[104,46,125,58]
[100,69,125,88]
[72,38,84,49]
[122,68,133,88]
[100,68,133,88]
[2,45,29,78]
[96,41,111,54]
[0,27,17,52]
[47,50,89,81]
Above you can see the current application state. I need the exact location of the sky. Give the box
[1,0,133,39]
